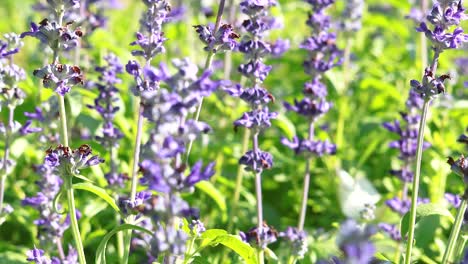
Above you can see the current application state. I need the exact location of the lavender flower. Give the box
[87,53,125,188]
[21,19,83,52]
[44,144,104,176]
[280,3,341,255]
[26,247,54,264]
[33,64,84,96]
[130,56,217,261]
[279,227,308,259]
[338,0,365,33]
[336,219,376,264]
[240,223,278,249]
[445,193,462,208]
[194,24,240,53]
[0,33,40,223]
[130,0,171,61]
[378,223,402,241]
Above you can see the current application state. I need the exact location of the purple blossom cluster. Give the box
[282,0,341,158]
[227,0,290,252]
[0,33,41,223]
[280,0,341,258]
[411,0,467,100]
[129,0,171,62]
[380,83,431,241]
[126,58,217,260]
[87,53,126,188]
[318,219,376,264]
[338,0,364,33]
[22,163,80,264]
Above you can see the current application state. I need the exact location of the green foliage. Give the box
[0,0,466,262]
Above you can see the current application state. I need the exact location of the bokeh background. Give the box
[0,0,467,263]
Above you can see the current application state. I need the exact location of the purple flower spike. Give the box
[239,150,273,172]
[379,223,402,241]
[337,219,376,264]
[445,193,462,208]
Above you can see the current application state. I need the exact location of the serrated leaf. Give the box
[400,203,454,236]
[73,182,120,213]
[95,224,153,264]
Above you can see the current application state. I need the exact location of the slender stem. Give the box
[184,236,197,264]
[227,129,251,233]
[64,176,86,263]
[55,237,66,260]
[57,95,69,146]
[298,121,314,230]
[0,106,14,213]
[252,131,264,264]
[185,0,226,163]
[287,256,297,264]
[298,159,311,230]
[185,53,215,164]
[404,99,430,264]
[116,204,125,264]
[52,5,85,262]
[454,235,468,263]
[441,199,468,264]
[122,102,145,264]
[129,103,144,204]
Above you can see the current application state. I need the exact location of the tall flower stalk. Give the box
[0,33,41,224]
[127,57,218,263]
[87,53,126,262]
[404,1,468,262]
[442,134,468,263]
[224,0,287,262]
[280,0,342,261]
[123,0,171,262]
[20,0,110,263]
[187,0,240,162]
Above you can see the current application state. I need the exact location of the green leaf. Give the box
[53,188,66,214]
[72,182,120,213]
[95,224,153,264]
[400,203,454,236]
[209,235,257,264]
[195,181,227,213]
[74,174,93,183]
[265,247,278,261]
[274,114,296,139]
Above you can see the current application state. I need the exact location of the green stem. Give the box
[116,204,125,264]
[185,0,226,163]
[65,176,86,263]
[57,95,69,146]
[123,102,145,264]
[184,236,197,264]
[454,235,468,263]
[404,99,430,264]
[0,106,14,213]
[227,129,250,233]
[185,51,215,164]
[287,255,297,264]
[441,199,468,264]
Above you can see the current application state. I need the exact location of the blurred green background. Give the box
[0,0,467,263]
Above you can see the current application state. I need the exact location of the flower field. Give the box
[0,0,467,263]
